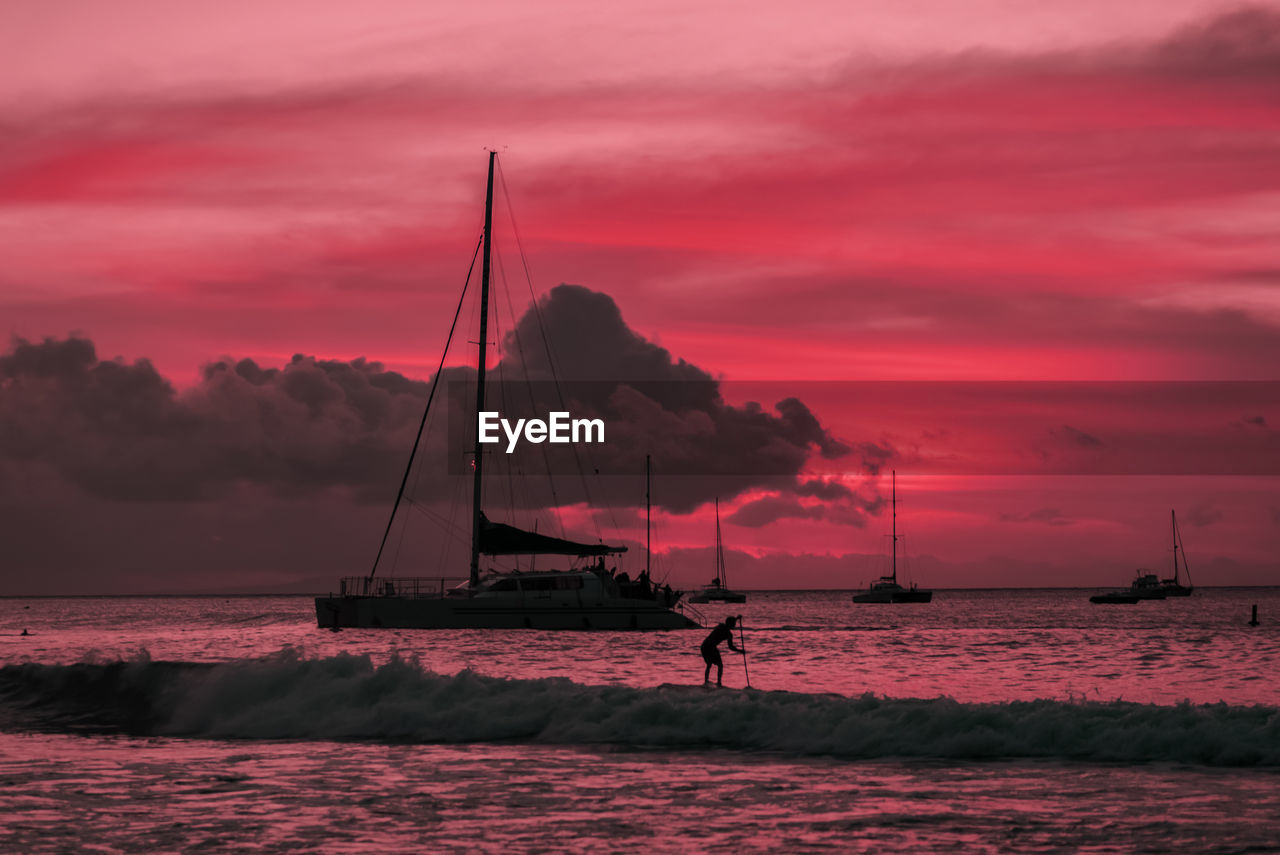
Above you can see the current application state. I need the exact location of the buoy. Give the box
[1249,604,1259,627]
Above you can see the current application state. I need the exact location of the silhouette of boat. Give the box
[1161,510,1194,597]
[315,154,696,630]
[1091,511,1192,604]
[852,471,932,604]
[1090,571,1167,604]
[1089,589,1141,604]
[689,498,747,604]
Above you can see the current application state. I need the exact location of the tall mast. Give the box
[891,470,897,584]
[715,497,725,585]
[1171,509,1178,584]
[645,455,651,579]
[469,151,496,589]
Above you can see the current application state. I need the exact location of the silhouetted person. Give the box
[701,615,741,686]
[21,628,29,637]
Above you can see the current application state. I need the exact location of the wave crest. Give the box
[2,653,1278,766]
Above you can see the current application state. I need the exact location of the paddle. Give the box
[737,615,751,689]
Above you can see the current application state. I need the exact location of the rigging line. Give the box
[495,159,616,541]
[494,246,554,541]
[367,232,484,582]
[489,265,517,528]
[404,498,471,544]
[436,460,469,576]
[495,236,567,539]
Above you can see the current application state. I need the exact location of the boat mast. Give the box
[891,470,897,584]
[1171,509,1191,586]
[469,151,496,589]
[645,454,651,579]
[715,497,725,585]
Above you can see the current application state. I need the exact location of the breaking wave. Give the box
[2,652,1278,766]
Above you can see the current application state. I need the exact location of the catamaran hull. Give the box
[688,591,747,604]
[1090,592,1141,604]
[315,596,699,630]
[852,590,933,603]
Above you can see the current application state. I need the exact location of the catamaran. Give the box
[852,470,932,604]
[689,498,747,604]
[315,153,697,630]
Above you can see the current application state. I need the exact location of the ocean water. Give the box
[1,589,1278,853]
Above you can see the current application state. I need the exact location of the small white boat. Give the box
[688,499,747,604]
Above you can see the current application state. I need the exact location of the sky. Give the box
[1,0,1278,593]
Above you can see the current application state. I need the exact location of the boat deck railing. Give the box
[333,576,469,599]
[678,601,708,627]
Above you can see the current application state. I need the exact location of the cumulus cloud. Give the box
[468,284,862,510]
[0,288,862,512]
[725,495,824,528]
[0,335,427,502]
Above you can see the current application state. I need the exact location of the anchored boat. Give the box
[1090,510,1193,604]
[689,498,747,604]
[315,153,696,630]
[852,471,932,604]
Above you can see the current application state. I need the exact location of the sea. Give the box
[1,588,1278,854]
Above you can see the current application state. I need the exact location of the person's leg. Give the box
[715,662,724,686]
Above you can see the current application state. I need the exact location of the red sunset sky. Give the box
[1,0,1277,593]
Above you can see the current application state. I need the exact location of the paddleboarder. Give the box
[700,615,742,686]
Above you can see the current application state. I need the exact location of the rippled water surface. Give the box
[1,589,1277,853]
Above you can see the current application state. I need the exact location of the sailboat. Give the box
[689,498,747,604]
[851,470,932,604]
[1090,510,1192,603]
[315,153,697,630]
[1161,509,1194,597]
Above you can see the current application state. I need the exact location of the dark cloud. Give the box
[1184,503,1224,528]
[1059,425,1104,448]
[795,478,855,501]
[482,284,861,511]
[724,495,824,528]
[0,288,856,512]
[1154,6,1280,77]
[0,335,426,502]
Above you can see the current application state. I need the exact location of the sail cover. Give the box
[478,514,627,556]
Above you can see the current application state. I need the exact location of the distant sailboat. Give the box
[689,498,747,604]
[852,471,932,604]
[1090,510,1192,604]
